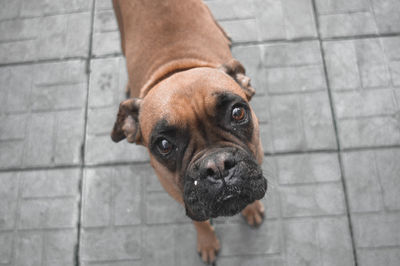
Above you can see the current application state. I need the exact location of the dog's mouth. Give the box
[183,151,267,221]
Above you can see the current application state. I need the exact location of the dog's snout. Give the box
[202,152,235,182]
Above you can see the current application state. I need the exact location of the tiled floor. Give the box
[0,0,399,265]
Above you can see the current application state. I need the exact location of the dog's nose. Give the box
[203,152,235,182]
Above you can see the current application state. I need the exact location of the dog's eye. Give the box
[231,106,246,122]
[157,138,173,155]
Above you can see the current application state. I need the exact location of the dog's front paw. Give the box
[194,221,220,264]
[241,200,265,227]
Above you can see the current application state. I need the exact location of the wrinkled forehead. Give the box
[139,68,246,143]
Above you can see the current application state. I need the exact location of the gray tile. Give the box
[218,221,281,256]
[272,153,341,184]
[324,37,400,149]
[219,19,259,43]
[0,13,91,63]
[280,182,346,218]
[285,217,354,266]
[80,227,141,262]
[358,248,400,266]
[342,149,400,212]
[82,166,142,227]
[352,213,400,248]
[0,169,80,266]
[0,232,13,264]
[206,0,255,21]
[0,61,87,169]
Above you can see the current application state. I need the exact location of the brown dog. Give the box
[110,0,267,263]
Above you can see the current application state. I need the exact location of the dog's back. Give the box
[112,0,232,98]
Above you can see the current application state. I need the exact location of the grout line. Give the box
[75,1,96,266]
[2,144,400,173]
[311,1,359,265]
[322,32,400,42]
[1,144,399,173]
[0,56,88,68]
[1,34,400,69]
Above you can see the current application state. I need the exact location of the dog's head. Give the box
[111,60,267,221]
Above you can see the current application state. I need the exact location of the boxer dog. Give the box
[110,0,267,263]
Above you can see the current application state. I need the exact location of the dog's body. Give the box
[113,0,232,98]
[111,0,267,263]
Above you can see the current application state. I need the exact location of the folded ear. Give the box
[219,59,255,101]
[111,98,142,144]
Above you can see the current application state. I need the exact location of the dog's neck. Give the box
[113,0,232,98]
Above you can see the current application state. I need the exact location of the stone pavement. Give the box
[0,0,399,265]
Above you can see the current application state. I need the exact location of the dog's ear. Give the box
[219,59,255,101]
[111,98,142,144]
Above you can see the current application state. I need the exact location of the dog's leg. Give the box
[193,220,220,264]
[241,200,265,227]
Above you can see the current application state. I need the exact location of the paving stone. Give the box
[342,151,384,212]
[370,0,400,34]
[280,182,346,217]
[146,192,189,224]
[323,41,361,90]
[0,172,18,230]
[86,57,149,164]
[231,45,266,94]
[1,170,80,232]
[0,232,13,264]
[142,226,175,266]
[218,256,284,266]
[259,123,275,153]
[358,248,400,266]
[92,30,122,57]
[266,65,326,94]
[85,136,149,165]
[254,0,316,41]
[355,39,391,88]
[338,116,400,148]
[285,217,354,266]
[251,94,271,124]
[0,13,91,63]
[246,42,335,152]
[15,231,43,266]
[218,221,281,256]
[317,0,400,37]
[0,169,80,266]
[19,0,91,17]
[44,230,77,266]
[19,197,79,229]
[82,262,141,266]
[272,153,341,184]
[267,92,336,152]
[263,41,322,67]
[80,227,141,262]
[0,65,33,113]
[219,19,259,43]
[206,0,255,20]
[333,89,397,119]
[82,165,142,227]
[0,60,87,169]
[324,38,400,149]
[96,0,113,10]
[174,224,207,266]
[342,149,400,212]
[20,168,80,198]
[352,213,400,248]
[279,0,317,39]
[0,0,20,20]
[91,2,121,56]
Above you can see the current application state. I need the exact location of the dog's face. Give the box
[111,66,267,221]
